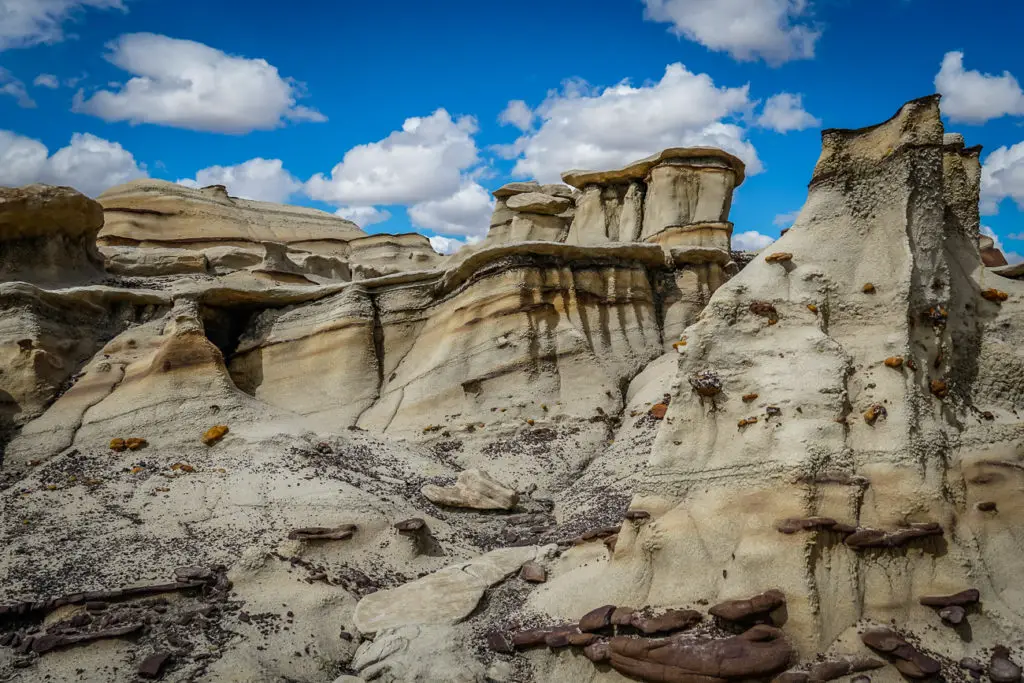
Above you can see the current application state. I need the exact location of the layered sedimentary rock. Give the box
[4,97,1022,683]
[525,95,1024,682]
[485,182,576,244]
[0,185,106,284]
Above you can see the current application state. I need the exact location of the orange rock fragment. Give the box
[862,283,876,294]
[170,462,195,473]
[883,357,904,369]
[742,393,759,403]
[201,425,229,446]
[130,466,144,474]
[981,288,1008,303]
[649,403,668,420]
[864,404,887,425]
[738,417,758,428]
[930,379,949,399]
[765,252,793,264]
[109,438,126,452]
[807,303,818,314]
[125,438,147,450]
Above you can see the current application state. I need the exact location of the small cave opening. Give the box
[199,305,264,395]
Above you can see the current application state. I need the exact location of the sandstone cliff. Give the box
[1,95,1022,683]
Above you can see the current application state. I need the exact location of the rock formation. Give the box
[2,94,1023,683]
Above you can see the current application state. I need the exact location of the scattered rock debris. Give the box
[201,424,229,446]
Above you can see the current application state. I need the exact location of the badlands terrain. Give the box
[1,94,1023,683]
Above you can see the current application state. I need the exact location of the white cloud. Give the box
[757,93,819,133]
[0,67,34,107]
[33,73,59,88]
[642,0,819,66]
[772,210,799,228]
[935,52,1024,124]
[305,108,481,206]
[496,63,762,184]
[0,129,146,196]
[980,141,1024,215]
[499,100,534,131]
[429,234,482,255]
[1009,232,1024,241]
[732,230,775,251]
[177,158,299,204]
[72,33,326,133]
[982,225,1023,266]
[0,0,125,51]
[408,182,494,238]
[334,205,392,227]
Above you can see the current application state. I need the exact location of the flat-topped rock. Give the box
[492,181,541,198]
[421,468,519,510]
[561,147,746,189]
[505,192,573,215]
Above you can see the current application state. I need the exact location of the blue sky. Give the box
[1,0,1023,260]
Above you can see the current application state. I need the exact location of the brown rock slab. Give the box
[991,646,1023,683]
[709,589,786,623]
[650,403,668,419]
[511,628,549,649]
[860,628,940,679]
[608,624,794,682]
[486,630,513,654]
[421,468,519,510]
[584,640,610,663]
[287,525,357,541]
[579,605,616,632]
[519,561,546,583]
[919,588,980,607]
[630,608,702,635]
[138,652,171,679]
[807,656,885,682]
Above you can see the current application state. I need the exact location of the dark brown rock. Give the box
[919,588,980,607]
[486,630,514,654]
[845,523,943,549]
[544,624,580,648]
[709,589,786,623]
[807,656,885,682]
[630,608,702,635]
[991,646,1023,683]
[776,517,838,534]
[959,657,984,673]
[511,628,549,649]
[626,510,651,521]
[773,673,810,683]
[650,403,668,420]
[138,652,171,679]
[584,640,611,663]
[579,605,616,632]
[520,561,546,583]
[608,624,794,682]
[860,628,940,679]
[287,525,357,541]
[977,501,997,512]
[394,518,426,534]
[939,605,967,625]
[567,632,599,647]
[610,606,636,626]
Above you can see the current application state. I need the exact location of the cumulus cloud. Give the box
[429,234,482,255]
[495,63,761,184]
[772,210,799,228]
[73,33,326,133]
[177,158,299,204]
[731,230,775,251]
[0,67,34,107]
[408,182,494,238]
[334,205,392,227]
[980,141,1024,214]
[306,108,481,206]
[757,93,820,133]
[0,0,125,51]
[935,52,1024,124]
[33,73,59,88]
[0,129,146,196]
[642,0,819,66]
[499,100,534,131]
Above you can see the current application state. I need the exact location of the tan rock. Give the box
[505,192,572,216]
[421,469,519,510]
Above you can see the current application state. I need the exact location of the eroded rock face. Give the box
[421,469,519,510]
[0,185,105,284]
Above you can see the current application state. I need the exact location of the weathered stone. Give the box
[421,469,519,510]
[709,589,786,623]
[353,546,537,634]
[287,525,357,541]
[939,605,966,625]
[492,181,540,199]
[919,588,979,607]
[519,561,546,583]
[860,628,940,679]
[991,646,1023,683]
[630,608,702,635]
[608,624,794,682]
[485,630,514,654]
[506,192,573,216]
[807,656,885,682]
[138,652,171,679]
[578,605,616,632]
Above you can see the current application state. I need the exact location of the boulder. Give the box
[352,546,539,634]
[0,184,105,284]
[421,469,519,510]
[505,192,573,216]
